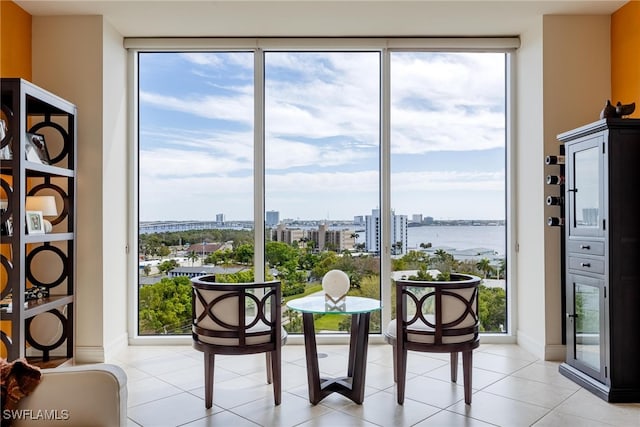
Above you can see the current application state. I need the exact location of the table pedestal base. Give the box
[301,311,371,405]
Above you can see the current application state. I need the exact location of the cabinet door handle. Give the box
[580,262,591,268]
[580,245,591,250]
[566,313,577,318]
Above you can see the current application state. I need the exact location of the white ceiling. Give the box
[15,1,628,37]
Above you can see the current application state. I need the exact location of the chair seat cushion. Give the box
[196,320,288,346]
[386,319,475,344]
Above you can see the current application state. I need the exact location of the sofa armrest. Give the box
[10,364,127,427]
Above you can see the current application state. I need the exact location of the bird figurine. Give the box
[600,99,636,119]
[615,101,635,117]
[600,100,616,119]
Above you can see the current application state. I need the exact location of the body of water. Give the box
[407,225,506,255]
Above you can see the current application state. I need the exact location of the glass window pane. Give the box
[137,52,254,335]
[264,52,381,334]
[574,146,600,228]
[389,52,507,333]
[575,283,601,371]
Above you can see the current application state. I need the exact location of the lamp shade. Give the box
[26,196,58,217]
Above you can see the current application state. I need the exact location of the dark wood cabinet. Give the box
[558,118,640,402]
[0,78,76,362]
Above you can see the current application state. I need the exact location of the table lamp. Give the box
[26,196,58,233]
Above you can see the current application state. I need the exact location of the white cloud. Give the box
[139,51,507,220]
[139,90,253,124]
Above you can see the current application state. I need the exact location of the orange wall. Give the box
[0,0,31,357]
[612,1,640,118]
[0,0,32,79]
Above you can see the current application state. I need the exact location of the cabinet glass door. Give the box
[567,137,603,237]
[566,273,606,382]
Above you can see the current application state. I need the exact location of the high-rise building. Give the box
[272,223,304,244]
[266,210,279,227]
[365,208,408,255]
[307,223,355,252]
[411,214,423,224]
[216,213,225,223]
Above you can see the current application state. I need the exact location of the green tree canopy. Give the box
[157,259,179,275]
[139,276,192,334]
[265,241,299,267]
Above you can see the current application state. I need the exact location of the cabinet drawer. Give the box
[567,240,605,256]
[568,256,605,274]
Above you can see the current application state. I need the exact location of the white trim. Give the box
[104,333,129,362]
[127,48,141,341]
[516,328,545,360]
[545,344,566,362]
[128,38,515,345]
[386,38,520,50]
[121,332,517,347]
[380,48,392,329]
[254,49,265,282]
[124,37,520,51]
[74,346,107,364]
[506,51,518,338]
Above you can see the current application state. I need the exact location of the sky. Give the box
[138,50,506,222]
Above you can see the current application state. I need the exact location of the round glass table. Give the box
[286,295,381,405]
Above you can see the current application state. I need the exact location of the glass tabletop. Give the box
[286,295,381,314]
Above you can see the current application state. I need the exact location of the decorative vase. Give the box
[322,269,350,305]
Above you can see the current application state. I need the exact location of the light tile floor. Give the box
[109,344,640,427]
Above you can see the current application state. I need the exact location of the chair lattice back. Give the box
[191,277,281,351]
[397,274,480,348]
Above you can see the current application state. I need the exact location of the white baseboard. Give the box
[104,332,129,361]
[74,346,106,363]
[544,344,566,361]
[517,329,566,361]
[516,329,545,360]
[75,332,129,363]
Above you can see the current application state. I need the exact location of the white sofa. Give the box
[10,364,127,427]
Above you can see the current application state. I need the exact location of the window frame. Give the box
[127,38,518,345]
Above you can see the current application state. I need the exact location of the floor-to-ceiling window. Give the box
[389,52,507,332]
[264,51,381,334]
[137,51,255,335]
[131,39,512,340]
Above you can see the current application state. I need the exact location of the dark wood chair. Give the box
[384,273,480,405]
[191,275,286,408]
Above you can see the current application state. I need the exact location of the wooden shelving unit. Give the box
[0,78,76,362]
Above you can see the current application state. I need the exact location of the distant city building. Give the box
[139,220,253,234]
[365,209,408,255]
[215,213,225,223]
[411,214,423,223]
[391,213,409,255]
[187,241,233,256]
[168,265,246,279]
[424,216,434,225]
[139,221,219,234]
[266,210,280,227]
[353,215,364,226]
[307,223,355,252]
[272,223,355,252]
[272,223,305,244]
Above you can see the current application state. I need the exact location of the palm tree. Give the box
[476,258,492,279]
[434,249,448,262]
[496,258,507,279]
[187,251,199,266]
